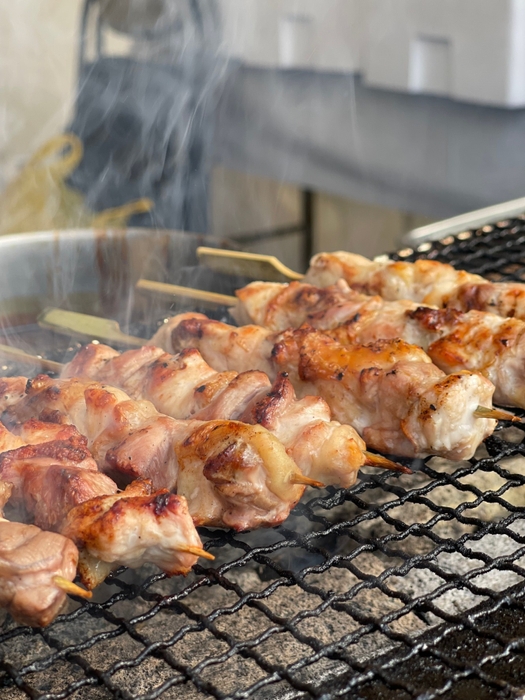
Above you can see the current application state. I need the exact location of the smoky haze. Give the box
[67,0,228,234]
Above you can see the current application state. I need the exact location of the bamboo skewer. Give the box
[136,279,236,307]
[0,334,332,488]
[130,286,525,427]
[1,330,420,476]
[0,341,411,479]
[364,451,412,474]
[0,344,63,373]
[473,406,521,423]
[197,247,304,283]
[52,575,93,600]
[38,308,145,347]
[30,309,523,428]
[289,474,326,488]
[177,546,215,561]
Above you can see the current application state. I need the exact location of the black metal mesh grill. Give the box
[4,222,525,699]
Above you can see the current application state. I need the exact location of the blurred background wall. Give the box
[9,0,508,267]
[0,0,435,269]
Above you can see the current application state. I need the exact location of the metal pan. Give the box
[0,227,237,334]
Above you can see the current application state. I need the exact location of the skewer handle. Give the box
[136,279,236,307]
[0,344,63,373]
[38,308,146,347]
[197,247,304,283]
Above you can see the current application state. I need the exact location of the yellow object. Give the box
[0,133,153,235]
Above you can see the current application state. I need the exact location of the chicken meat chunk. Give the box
[158,313,496,460]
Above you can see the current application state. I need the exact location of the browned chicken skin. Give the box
[62,479,206,587]
[0,432,118,531]
[304,250,525,321]
[63,343,369,489]
[154,313,496,460]
[13,419,85,445]
[234,279,525,409]
[174,421,303,530]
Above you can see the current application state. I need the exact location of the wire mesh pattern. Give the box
[4,223,525,699]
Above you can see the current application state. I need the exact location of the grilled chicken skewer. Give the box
[176,245,525,321]
[0,422,211,588]
[234,278,525,410]
[61,343,408,488]
[151,314,497,461]
[25,306,505,453]
[0,376,306,531]
[0,481,85,627]
[304,250,525,321]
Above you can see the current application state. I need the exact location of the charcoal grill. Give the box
[3,224,525,699]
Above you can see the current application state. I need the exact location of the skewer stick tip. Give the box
[53,576,92,599]
[363,451,412,475]
[179,546,215,561]
[474,406,522,423]
[289,473,325,488]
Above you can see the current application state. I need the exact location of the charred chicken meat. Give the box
[151,313,496,460]
[62,343,405,489]
[1,376,306,531]
[234,279,525,409]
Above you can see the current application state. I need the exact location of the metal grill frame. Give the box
[4,221,525,699]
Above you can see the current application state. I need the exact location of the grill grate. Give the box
[4,223,525,699]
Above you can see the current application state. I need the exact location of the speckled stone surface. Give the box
[3,450,525,699]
